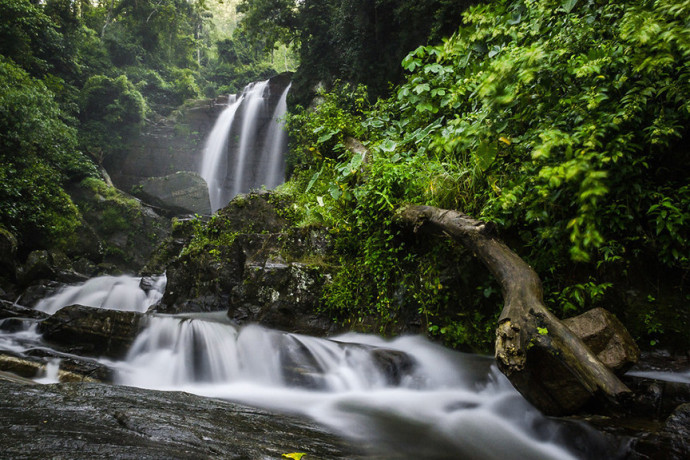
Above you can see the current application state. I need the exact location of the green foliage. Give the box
[286,0,690,349]
[179,214,239,260]
[77,177,143,238]
[0,58,97,253]
[203,24,294,96]
[0,0,63,77]
[79,74,146,161]
[237,0,470,104]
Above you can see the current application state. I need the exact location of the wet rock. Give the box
[0,353,43,379]
[138,171,211,215]
[0,350,112,383]
[0,379,367,459]
[0,299,48,323]
[564,307,640,374]
[660,404,690,456]
[370,348,416,385]
[38,305,145,359]
[629,403,690,459]
[157,239,246,313]
[229,262,337,336]
[622,375,690,420]
[17,280,65,307]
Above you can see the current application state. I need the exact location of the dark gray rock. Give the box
[38,305,145,359]
[564,307,640,374]
[627,403,690,459]
[0,378,368,459]
[139,171,211,215]
[18,250,54,286]
[0,226,17,279]
[229,261,337,336]
[0,299,48,323]
[0,350,113,383]
[156,239,246,314]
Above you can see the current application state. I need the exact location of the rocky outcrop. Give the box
[151,191,340,335]
[0,378,368,459]
[38,305,145,359]
[66,178,171,271]
[139,171,211,215]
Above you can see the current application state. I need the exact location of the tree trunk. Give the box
[396,205,632,415]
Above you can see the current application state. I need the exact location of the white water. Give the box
[35,358,61,384]
[199,80,291,213]
[261,83,291,189]
[112,313,615,459]
[627,369,690,384]
[232,81,270,198]
[34,274,166,315]
[200,94,240,213]
[0,276,625,457]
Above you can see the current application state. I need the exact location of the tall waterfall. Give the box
[200,79,291,213]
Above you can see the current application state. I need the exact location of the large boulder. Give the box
[563,307,640,374]
[67,178,171,271]
[631,403,690,459]
[38,305,145,359]
[138,171,211,215]
[151,192,338,336]
[0,379,366,459]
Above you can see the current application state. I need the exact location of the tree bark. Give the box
[396,205,631,415]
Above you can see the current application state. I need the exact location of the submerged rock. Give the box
[0,378,367,459]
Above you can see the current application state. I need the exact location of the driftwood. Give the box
[397,205,631,415]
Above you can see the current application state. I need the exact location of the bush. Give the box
[286,0,690,350]
[0,58,96,253]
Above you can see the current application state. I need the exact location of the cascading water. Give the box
[200,79,290,213]
[111,313,624,459]
[33,274,166,315]
[231,81,270,198]
[0,277,632,458]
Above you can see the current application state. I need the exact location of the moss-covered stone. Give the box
[66,178,171,271]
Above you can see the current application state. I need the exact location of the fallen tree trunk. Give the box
[396,205,631,415]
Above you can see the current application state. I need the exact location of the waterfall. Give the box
[261,83,291,189]
[200,79,291,213]
[199,94,239,213]
[0,276,626,458]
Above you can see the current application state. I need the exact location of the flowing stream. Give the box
[200,80,290,213]
[0,276,630,458]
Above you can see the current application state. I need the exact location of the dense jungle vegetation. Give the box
[1,0,689,352]
[0,0,291,256]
